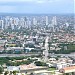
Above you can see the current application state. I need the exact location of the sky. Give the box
[0,0,74,14]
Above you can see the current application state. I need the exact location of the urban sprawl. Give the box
[0,14,75,75]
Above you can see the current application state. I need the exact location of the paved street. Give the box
[49,53,75,57]
[0,53,39,57]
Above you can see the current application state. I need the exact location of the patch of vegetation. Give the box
[49,44,75,54]
[48,67,56,71]
[34,61,47,66]
[0,57,35,66]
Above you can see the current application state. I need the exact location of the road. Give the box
[43,36,49,62]
[0,53,40,57]
[49,53,75,57]
[1,53,75,58]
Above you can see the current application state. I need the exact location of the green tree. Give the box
[0,67,4,74]
[13,71,19,75]
[4,71,9,75]
[30,72,34,75]
[35,61,47,66]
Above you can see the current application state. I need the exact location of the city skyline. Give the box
[0,0,74,14]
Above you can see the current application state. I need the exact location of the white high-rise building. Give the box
[27,20,31,28]
[46,16,48,25]
[52,16,57,32]
[52,16,57,26]
[74,24,75,34]
[20,18,25,27]
[0,20,4,29]
[14,18,19,26]
[74,16,75,34]
[4,16,11,29]
[10,18,15,30]
[33,18,37,25]
[10,18,14,25]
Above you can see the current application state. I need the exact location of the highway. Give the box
[0,53,40,57]
[0,53,75,57]
[0,52,75,58]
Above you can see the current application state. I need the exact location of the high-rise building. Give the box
[5,16,10,29]
[27,19,31,28]
[33,18,37,25]
[46,16,48,25]
[20,18,25,28]
[0,20,4,29]
[74,24,75,34]
[52,16,57,32]
[52,16,57,26]
[14,18,19,26]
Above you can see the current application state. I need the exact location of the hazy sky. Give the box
[0,0,74,14]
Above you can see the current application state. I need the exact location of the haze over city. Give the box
[0,0,74,14]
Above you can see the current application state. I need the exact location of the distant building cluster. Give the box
[0,15,74,33]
